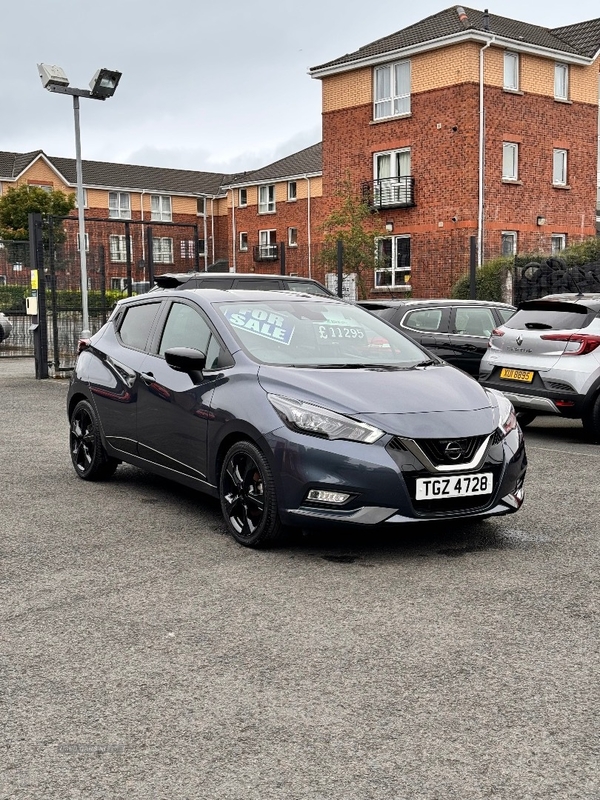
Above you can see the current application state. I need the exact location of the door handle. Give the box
[141,371,155,385]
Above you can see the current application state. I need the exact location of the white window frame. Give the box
[238,188,247,207]
[239,232,248,252]
[258,229,277,259]
[553,149,568,186]
[153,237,174,264]
[501,231,517,256]
[108,192,131,220]
[258,185,276,214]
[151,194,172,222]
[287,181,297,201]
[373,148,412,206]
[502,142,519,181]
[288,227,298,247]
[109,235,133,263]
[374,235,411,288]
[554,63,569,101]
[551,234,567,254]
[373,60,411,120]
[504,52,519,91]
[74,189,88,209]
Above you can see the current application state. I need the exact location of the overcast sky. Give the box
[1,1,598,176]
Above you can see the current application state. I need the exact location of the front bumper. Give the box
[264,425,526,528]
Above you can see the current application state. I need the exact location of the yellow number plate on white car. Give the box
[500,368,534,383]
[415,473,493,500]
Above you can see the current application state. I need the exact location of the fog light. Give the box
[306,490,350,504]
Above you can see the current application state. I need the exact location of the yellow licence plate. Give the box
[500,368,535,383]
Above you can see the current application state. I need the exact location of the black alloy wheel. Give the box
[220,441,283,548]
[69,400,119,481]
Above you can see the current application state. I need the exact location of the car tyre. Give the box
[516,411,537,429]
[69,400,119,481]
[582,395,600,443]
[220,440,284,548]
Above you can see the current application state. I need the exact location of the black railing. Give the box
[253,245,278,262]
[362,177,416,209]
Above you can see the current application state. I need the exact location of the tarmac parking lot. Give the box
[1,358,599,800]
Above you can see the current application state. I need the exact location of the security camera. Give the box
[37,63,70,89]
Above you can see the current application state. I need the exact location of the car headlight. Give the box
[487,389,517,438]
[268,394,384,444]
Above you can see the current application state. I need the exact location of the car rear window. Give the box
[284,281,331,296]
[505,302,594,331]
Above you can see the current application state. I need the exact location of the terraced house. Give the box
[1,6,600,299]
[309,5,600,296]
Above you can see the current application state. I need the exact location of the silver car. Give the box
[0,312,12,344]
[479,294,600,440]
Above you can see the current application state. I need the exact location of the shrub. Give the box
[451,257,513,302]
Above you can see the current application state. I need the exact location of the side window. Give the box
[402,308,443,332]
[118,303,161,351]
[232,279,282,290]
[284,281,330,296]
[195,279,234,290]
[159,303,212,357]
[454,307,495,337]
[497,308,515,324]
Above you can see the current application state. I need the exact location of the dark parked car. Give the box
[68,290,526,547]
[0,312,13,343]
[358,299,515,376]
[152,272,334,296]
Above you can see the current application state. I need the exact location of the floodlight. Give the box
[89,68,122,99]
[37,63,69,90]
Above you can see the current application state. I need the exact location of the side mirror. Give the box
[164,347,207,373]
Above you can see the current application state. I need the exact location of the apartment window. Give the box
[111,277,128,291]
[374,60,410,120]
[180,240,196,259]
[239,232,248,251]
[555,63,569,100]
[288,181,297,201]
[258,185,275,213]
[259,229,277,259]
[153,237,174,264]
[502,143,519,181]
[374,148,412,206]
[553,149,568,186]
[501,232,517,256]
[239,188,247,207]
[76,232,89,252]
[551,234,567,254]
[151,195,172,222]
[196,197,205,216]
[288,227,298,247]
[109,235,133,263]
[74,189,88,209]
[375,236,411,287]
[504,52,519,91]
[109,192,131,219]
[28,182,53,193]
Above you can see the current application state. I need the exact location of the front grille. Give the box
[388,435,488,467]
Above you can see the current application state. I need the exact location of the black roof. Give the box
[311,6,600,73]
[358,299,515,308]
[225,143,322,186]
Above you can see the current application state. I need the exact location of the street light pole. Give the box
[37,64,121,339]
[72,94,90,337]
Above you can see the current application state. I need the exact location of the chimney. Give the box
[483,8,490,31]
[456,6,470,28]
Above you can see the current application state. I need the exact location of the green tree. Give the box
[319,181,384,299]
[0,184,75,241]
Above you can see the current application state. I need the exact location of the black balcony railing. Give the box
[361,177,416,210]
[253,244,278,262]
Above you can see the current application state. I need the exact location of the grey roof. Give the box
[227,143,322,186]
[311,6,600,72]
[0,150,232,196]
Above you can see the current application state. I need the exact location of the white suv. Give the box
[479,294,600,440]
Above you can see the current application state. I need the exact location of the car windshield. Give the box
[216,299,429,367]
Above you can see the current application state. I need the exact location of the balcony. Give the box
[253,244,278,263]
[361,177,416,210]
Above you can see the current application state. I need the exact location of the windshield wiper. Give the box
[413,359,438,367]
